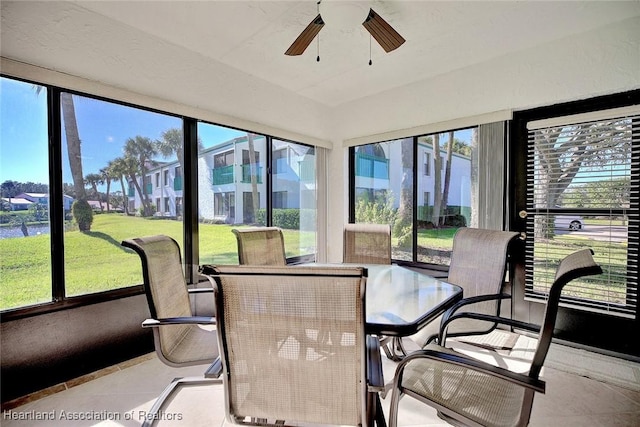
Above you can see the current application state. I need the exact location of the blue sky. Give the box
[0,77,245,189]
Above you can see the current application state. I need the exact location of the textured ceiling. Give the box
[2,1,639,143]
[49,1,640,107]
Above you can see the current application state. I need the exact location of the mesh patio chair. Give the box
[206,264,385,427]
[343,223,392,265]
[389,249,602,427]
[121,235,222,427]
[232,226,287,265]
[410,228,520,350]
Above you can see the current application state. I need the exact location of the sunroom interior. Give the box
[1,1,639,424]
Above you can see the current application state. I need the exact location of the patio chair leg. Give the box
[141,376,222,427]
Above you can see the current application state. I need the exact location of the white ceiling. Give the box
[64,0,638,107]
[2,1,639,143]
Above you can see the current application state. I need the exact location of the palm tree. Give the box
[60,92,87,203]
[34,87,92,230]
[100,162,119,213]
[109,156,133,215]
[124,136,158,216]
[155,127,203,176]
[84,173,104,211]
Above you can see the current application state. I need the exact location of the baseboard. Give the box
[546,343,640,391]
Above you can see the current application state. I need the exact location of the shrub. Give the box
[72,200,93,232]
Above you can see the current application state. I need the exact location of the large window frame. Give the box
[0,75,318,320]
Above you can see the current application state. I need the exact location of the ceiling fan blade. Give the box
[285,14,325,56]
[362,8,405,53]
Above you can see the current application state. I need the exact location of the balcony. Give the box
[174,176,182,191]
[240,164,263,184]
[356,152,389,179]
[212,165,234,185]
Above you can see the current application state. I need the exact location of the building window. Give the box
[424,152,431,176]
[163,170,169,186]
[155,172,160,188]
[273,191,287,209]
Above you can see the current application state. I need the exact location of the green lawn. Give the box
[0,214,315,310]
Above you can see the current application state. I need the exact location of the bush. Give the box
[72,200,93,231]
[255,208,316,230]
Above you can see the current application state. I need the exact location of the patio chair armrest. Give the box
[437,293,512,341]
[395,346,546,393]
[441,293,511,325]
[188,287,213,294]
[440,312,539,345]
[142,316,216,328]
[366,335,385,392]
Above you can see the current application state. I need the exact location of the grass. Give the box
[1,218,629,310]
[0,214,315,310]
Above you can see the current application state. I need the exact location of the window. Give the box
[525,107,639,317]
[353,138,413,261]
[416,129,473,264]
[424,152,431,176]
[60,92,183,298]
[350,125,499,266]
[198,124,265,264]
[273,191,287,209]
[1,75,320,316]
[273,148,287,174]
[0,78,51,310]
[272,139,317,259]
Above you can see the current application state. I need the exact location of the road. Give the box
[558,224,627,243]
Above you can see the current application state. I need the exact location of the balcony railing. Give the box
[356,153,389,179]
[144,183,152,195]
[212,165,234,185]
[174,176,182,191]
[241,164,263,183]
[299,160,315,182]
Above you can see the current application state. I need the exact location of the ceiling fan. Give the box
[285,0,405,58]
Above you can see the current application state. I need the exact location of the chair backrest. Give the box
[121,235,194,360]
[210,265,368,426]
[343,223,392,264]
[232,227,287,265]
[529,248,602,378]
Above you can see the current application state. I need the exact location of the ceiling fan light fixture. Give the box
[320,1,366,31]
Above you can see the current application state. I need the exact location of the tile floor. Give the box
[3,339,640,427]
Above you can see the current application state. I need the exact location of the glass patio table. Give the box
[299,264,463,337]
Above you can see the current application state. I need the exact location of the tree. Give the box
[432,133,443,227]
[441,131,454,219]
[395,137,414,248]
[84,172,104,211]
[124,136,158,217]
[246,132,260,224]
[1,180,20,198]
[109,157,131,214]
[533,120,630,236]
[35,87,91,230]
[156,127,203,176]
[100,162,119,213]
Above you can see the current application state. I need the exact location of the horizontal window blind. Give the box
[525,111,638,318]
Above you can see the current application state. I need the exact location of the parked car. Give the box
[555,215,584,231]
